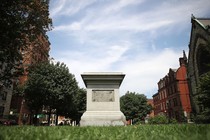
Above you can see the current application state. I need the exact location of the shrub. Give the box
[170,118,178,124]
[194,113,210,124]
[148,115,168,124]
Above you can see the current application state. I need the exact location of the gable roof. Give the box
[192,15,210,30]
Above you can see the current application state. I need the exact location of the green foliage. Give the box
[0,125,210,140]
[194,112,210,124]
[193,41,210,123]
[24,61,79,122]
[148,115,168,124]
[120,91,152,124]
[170,118,178,124]
[0,0,52,88]
[13,84,25,96]
[67,88,86,124]
[76,88,86,112]
[195,71,210,123]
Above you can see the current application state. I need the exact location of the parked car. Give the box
[0,120,4,125]
[2,120,18,126]
[8,120,18,125]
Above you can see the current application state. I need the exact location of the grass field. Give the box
[0,124,210,140]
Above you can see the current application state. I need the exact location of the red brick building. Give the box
[10,33,50,125]
[153,77,168,116]
[153,52,192,122]
[147,99,154,118]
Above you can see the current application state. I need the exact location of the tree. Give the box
[0,0,52,88]
[194,41,210,123]
[70,88,86,124]
[24,74,47,124]
[120,91,152,124]
[195,71,210,123]
[24,61,79,125]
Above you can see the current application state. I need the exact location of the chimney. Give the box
[179,50,187,66]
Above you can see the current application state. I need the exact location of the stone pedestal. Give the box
[80,72,126,126]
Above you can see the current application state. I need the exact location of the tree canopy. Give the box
[24,61,79,124]
[70,88,86,124]
[195,41,210,123]
[195,71,210,123]
[0,0,52,88]
[120,91,152,124]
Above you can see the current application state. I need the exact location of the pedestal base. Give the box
[80,111,126,126]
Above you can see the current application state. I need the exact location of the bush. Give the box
[194,114,210,124]
[134,120,145,125]
[170,118,178,124]
[148,115,168,124]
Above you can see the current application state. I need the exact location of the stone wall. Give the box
[187,17,210,114]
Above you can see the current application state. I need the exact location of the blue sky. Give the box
[47,0,210,98]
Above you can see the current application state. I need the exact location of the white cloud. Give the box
[119,48,181,97]
[54,46,181,98]
[52,0,210,33]
[50,0,67,18]
[50,0,97,18]
[56,44,129,71]
[54,22,82,31]
[49,0,210,98]
[103,0,145,14]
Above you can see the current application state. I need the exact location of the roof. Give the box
[197,19,210,27]
[192,15,210,30]
[171,68,177,72]
[152,93,159,97]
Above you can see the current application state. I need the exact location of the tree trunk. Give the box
[29,111,33,125]
[34,110,38,126]
[55,112,59,125]
[47,107,51,126]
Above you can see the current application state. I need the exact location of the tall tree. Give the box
[24,61,79,125]
[194,41,210,123]
[24,73,47,124]
[120,91,152,124]
[70,88,86,124]
[0,0,52,88]
[195,72,210,123]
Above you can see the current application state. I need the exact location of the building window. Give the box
[0,106,4,117]
[173,84,175,92]
[169,100,172,108]
[177,98,181,106]
[163,102,165,110]
[173,98,178,106]
[1,92,7,100]
[171,86,173,94]
[177,84,180,92]
[174,84,177,92]
[165,103,167,110]
[166,101,169,109]
[160,93,162,100]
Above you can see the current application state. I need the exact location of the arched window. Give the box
[196,44,210,76]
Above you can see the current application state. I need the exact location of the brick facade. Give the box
[153,52,192,122]
[10,33,50,125]
[147,99,154,118]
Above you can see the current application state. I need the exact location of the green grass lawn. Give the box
[0,124,210,140]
